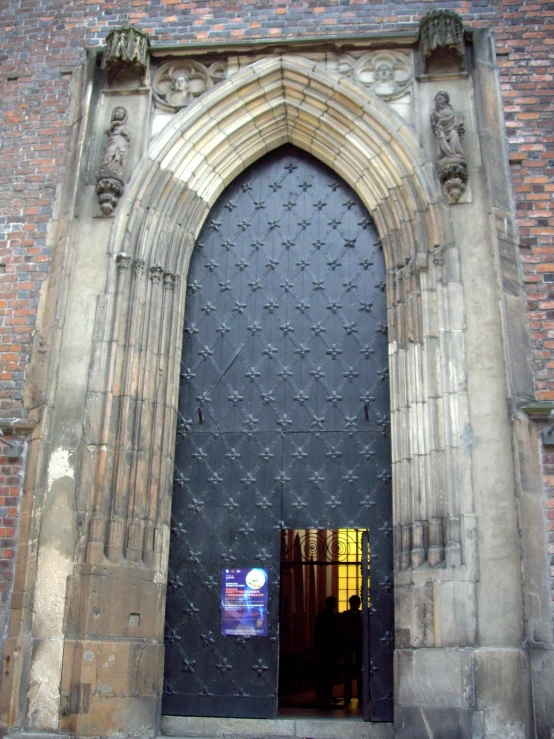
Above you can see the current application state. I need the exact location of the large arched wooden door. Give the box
[163,146,393,721]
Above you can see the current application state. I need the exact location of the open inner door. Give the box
[279,529,370,718]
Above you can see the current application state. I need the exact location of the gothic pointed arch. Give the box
[82,53,471,620]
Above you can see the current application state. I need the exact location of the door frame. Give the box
[70,54,464,732]
[9,49,529,738]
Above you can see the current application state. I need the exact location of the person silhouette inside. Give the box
[340,594,363,704]
[315,595,340,705]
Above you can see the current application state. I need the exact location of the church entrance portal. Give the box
[162,146,393,722]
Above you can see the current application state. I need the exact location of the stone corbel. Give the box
[432,245,445,276]
[0,418,37,434]
[0,418,36,461]
[419,9,466,73]
[415,251,428,272]
[521,400,554,420]
[522,400,554,445]
[96,172,125,216]
[115,251,132,273]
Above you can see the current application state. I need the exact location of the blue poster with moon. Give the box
[221,568,268,636]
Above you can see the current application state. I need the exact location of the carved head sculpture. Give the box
[352,52,412,99]
[375,63,394,82]
[434,91,450,110]
[171,74,188,92]
[153,60,224,111]
[111,105,128,124]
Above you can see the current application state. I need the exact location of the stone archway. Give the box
[20,54,477,737]
[94,52,464,579]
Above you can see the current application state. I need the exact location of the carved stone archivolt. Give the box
[431,90,468,203]
[281,50,413,101]
[95,106,132,216]
[153,60,227,112]
[419,9,466,72]
[85,57,462,581]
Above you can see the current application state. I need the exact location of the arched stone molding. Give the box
[82,54,475,590]
[23,54,477,736]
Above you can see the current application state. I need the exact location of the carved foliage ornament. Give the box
[419,10,466,72]
[153,61,227,112]
[96,106,132,216]
[431,91,468,203]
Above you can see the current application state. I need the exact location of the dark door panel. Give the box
[164,145,393,721]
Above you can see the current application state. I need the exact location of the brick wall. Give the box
[0,451,24,643]
[495,0,554,597]
[1,0,553,622]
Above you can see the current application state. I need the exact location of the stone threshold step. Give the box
[161,716,393,739]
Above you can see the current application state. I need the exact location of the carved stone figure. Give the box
[96,106,132,216]
[431,91,468,203]
[153,61,227,112]
[374,63,396,94]
[100,106,131,174]
[166,71,197,108]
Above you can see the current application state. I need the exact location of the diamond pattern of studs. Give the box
[163,146,393,719]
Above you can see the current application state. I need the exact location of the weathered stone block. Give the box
[474,648,529,739]
[396,647,474,709]
[395,583,435,648]
[395,706,482,739]
[76,569,164,639]
[433,580,476,647]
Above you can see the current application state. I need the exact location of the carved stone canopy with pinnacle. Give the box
[101,25,151,87]
[419,9,466,72]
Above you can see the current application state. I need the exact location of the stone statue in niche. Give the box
[95,106,132,216]
[153,60,227,112]
[101,106,131,173]
[431,91,468,203]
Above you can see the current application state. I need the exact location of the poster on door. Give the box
[221,568,268,636]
